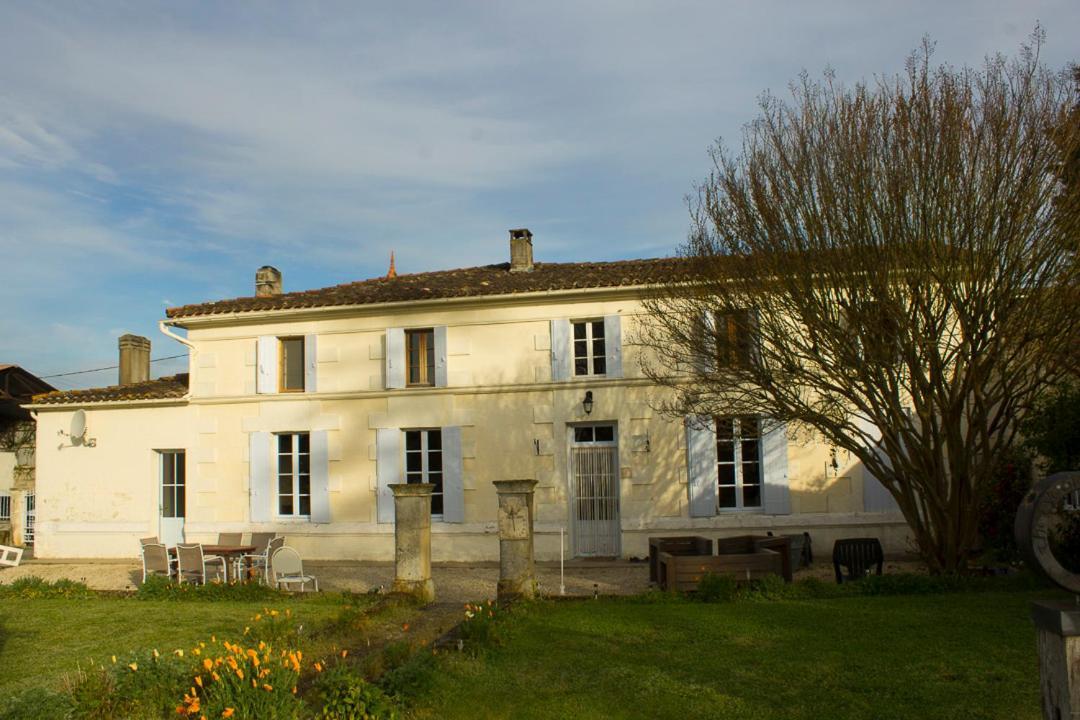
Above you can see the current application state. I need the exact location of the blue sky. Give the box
[1,1,1077,389]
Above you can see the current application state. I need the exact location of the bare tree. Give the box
[639,37,1080,573]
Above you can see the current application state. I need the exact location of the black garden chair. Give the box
[832,538,884,583]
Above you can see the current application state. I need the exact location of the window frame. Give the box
[714,416,763,511]
[278,336,306,393]
[571,319,607,377]
[158,450,186,519]
[403,428,444,519]
[275,432,311,519]
[405,328,436,388]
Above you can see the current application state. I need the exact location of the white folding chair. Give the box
[140,542,173,582]
[175,543,226,585]
[270,546,318,592]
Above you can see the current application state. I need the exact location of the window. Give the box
[715,416,762,510]
[276,433,311,517]
[279,337,305,392]
[573,425,615,443]
[713,310,754,367]
[406,329,436,387]
[405,429,443,516]
[160,451,186,518]
[572,320,606,376]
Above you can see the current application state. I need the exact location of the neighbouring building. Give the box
[1,365,55,547]
[28,230,906,561]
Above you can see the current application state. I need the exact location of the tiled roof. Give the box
[32,374,189,406]
[166,257,694,319]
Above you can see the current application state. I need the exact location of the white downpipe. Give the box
[559,526,566,595]
[158,320,196,351]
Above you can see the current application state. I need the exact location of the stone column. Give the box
[1031,601,1080,719]
[390,483,435,603]
[493,479,538,603]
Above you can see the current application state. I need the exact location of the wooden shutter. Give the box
[256,336,278,394]
[441,426,464,523]
[385,328,405,389]
[434,326,448,388]
[685,416,717,517]
[550,319,571,382]
[604,315,622,378]
[249,432,272,522]
[376,428,401,523]
[309,430,330,523]
[304,335,318,392]
[761,419,791,514]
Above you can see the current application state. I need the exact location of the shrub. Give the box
[136,575,286,602]
[458,600,502,648]
[738,574,789,601]
[380,653,437,703]
[310,663,399,720]
[695,573,738,603]
[976,448,1034,561]
[0,576,95,599]
[0,687,72,720]
[60,649,191,720]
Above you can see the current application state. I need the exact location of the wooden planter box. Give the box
[715,534,794,583]
[648,536,714,583]
[657,549,784,592]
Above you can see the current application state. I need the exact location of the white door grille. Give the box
[571,444,620,557]
[0,494,10,521]
[24,492,35,546]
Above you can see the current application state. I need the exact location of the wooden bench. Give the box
[648,536,713,583]
[657,548,785,592]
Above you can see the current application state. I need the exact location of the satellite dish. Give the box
[70,410,86,441]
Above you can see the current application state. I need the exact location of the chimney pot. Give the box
[509,228,534,273]
[118,334,151,386]
[256,266,283,297]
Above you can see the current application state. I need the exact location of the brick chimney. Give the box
[118,334,151,386]
[255,266,283,297]
[509,228,534,273]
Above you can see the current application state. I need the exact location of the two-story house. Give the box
[28,230,907,561]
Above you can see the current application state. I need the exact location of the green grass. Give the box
[0,597,343,693]
[407,591,1050,720]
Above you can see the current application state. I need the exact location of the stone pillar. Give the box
[493,479,538,603]
[390,483,435,603]
[1031,601,1080,719]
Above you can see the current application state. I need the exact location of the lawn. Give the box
[406,591,1050,720]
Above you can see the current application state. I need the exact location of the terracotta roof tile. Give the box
[32,374,189,406]
[166,257,694,319]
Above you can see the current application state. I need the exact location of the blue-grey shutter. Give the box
[256,336,277,394]
[685,416,717,517]
[304,334,318,392]
[434,326,448,388]
[761,419,791,514]
[441,426,464,523]
[550,319,571,382]
[249,432,272,522]
[857,416,901,512]
[376,428,401,523]
[385,328,405,389]
[309,430,330,523]
[604,315,622,378]
[693,312,716,374]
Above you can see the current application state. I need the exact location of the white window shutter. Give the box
[309,430,330,523]
[685,416,717,517]
[249,432,272,522]
[856,415,901,513]
[604,315,622,378]
[441,426,464,523]
[761,419,791,514]
[256,336,278,394]
[693,312,716,374]
[550,319,571,382]
[376,428,401,523]
[385,328,405,389]
[434,326,448,388]
[304,335,318,392]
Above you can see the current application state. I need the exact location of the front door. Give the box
[569,424,620,557]
[159,451,186,546]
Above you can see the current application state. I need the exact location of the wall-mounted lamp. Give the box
[582,390,594,415]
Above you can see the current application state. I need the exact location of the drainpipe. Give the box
[158,320,195,351]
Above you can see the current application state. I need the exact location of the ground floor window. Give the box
[716,416,762,510]
[405,429,443,516]
[276,433,311,517]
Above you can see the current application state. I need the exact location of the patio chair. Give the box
[832,538,884,583]
[139,536,159,546]
[217,532,243,545]
[175,543,227,585]
[270,546,318,592]
[141,542,173,582]
[241,533,277,583]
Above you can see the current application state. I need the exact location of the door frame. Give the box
[157,449,186,546]
[565,421,621,558]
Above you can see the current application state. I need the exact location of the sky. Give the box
[1,1,1077,390]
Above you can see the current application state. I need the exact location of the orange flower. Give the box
[402,623,410,632]
[128,662,138,671]
[340,650,348,658]
[291,687,297,695]
[203,658,213,671]
[195,676,203,688]
[212,672,220,682]
[314,662,323,673]
[262,684,273,691]
[221,710,234,719]
[236,669,244,680]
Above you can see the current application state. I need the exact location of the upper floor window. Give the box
[405,428,443,516]
[276,432,311,517]
[572,320,606,376]
[715,416,762,510]
[279,337,305,392]
[406,329,436,387]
